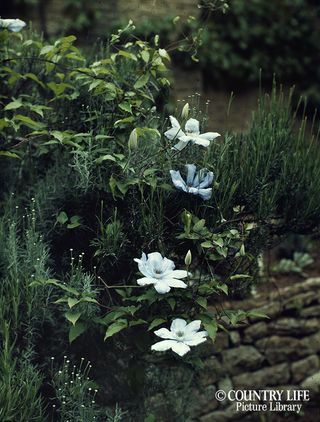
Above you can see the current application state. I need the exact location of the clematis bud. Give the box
[181,102,189,120]
[184,250,192,266]
[128,128,138,150]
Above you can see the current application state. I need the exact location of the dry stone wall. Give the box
[193,277,320,421]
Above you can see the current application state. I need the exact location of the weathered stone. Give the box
[300,305,320,317]
[188,384,218,417]
[200,403,241,422]
[243,322,268,343]
[269,317,319,336]
[301,331,320,354]
[214,332,230,353]
[301,371,320,392]
[200,357,224,386]
[284,292,318,311]
[198,340,217,358]
[291,355,320,383]
[218,377,233,408]
[229,331,241,346]
[256,336,311,364]
[222,346,264,375]
[233,363,290,389]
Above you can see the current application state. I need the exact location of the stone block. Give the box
[256,336,311,364]
[233,363,290,389]
[222,346,264,375]
[291,355,320,383]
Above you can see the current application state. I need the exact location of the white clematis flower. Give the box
[134,252,189,294]
[151,318,208,356]
[0,18,26,32]
[170,164,214,201]
[164,116,220,151]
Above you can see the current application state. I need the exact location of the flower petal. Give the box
[147,252,163,265]
[161,257,176,275]
[185,320,202,334]
[172,139,189,151]
[165,127,184,141]
[169,116,181,128]
[184,336,207,347]
[154,281,171,294]
[184,331,208,343]
[170,170,187,192]
[169,270,189,279]
[185,118,200,135]
[198,132,221,141]
[134,253,153,277]
[198,170,214,189]
[198,188,212,201]
[193,137,210,147]
[171,342,191,356]
[170,318,187,333]
[137,277,156,286]
[165,278,187,289]
[151,339,176,352]
[185,164,197,186]
[154,328,176,340]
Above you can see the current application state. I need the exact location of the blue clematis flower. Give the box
[164,116,220,151]
[0,18,26,32]
[170,164,214,201]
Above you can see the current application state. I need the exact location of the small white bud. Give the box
[181,102,190,119]
[184,250,192,266]
[128,128,138,150]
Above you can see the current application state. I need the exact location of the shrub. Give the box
[1,19,320,418]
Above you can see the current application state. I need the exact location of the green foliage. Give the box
[0,324,44,422]
[272,252,314,277]
[1,18,320,419]
[50,357,100,421]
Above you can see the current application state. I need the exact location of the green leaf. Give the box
[148,318,166,331]
[201,241,213,248]
[69,322,87,343]
[15,114,44,130]
[216,283,228,295]
[67,215,81,229]
[68,297,80,308]
[0,151,20,159]
[203,319,218,342]
[104,319,128,340]
[119,102,132,114]
[247,310,270,319]
[57,211,68,224]
[134,73,150,89]
[195,297,208,309]
[167,297,176,311]
[230,274,252,281]
[4,100,23,111]
[65,311,81,325]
